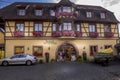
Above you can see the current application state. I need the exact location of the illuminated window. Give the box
[33,46,43,57]
[14,46,24,54]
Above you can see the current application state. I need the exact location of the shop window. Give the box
[18,9,26,16]
[33,46,43,57]
[14,46,24,54]
[104,45,112,49]
[90,46,98,56]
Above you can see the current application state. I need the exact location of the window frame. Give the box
[34,22,43,32]
[18,9,26,16]
[86,11,92,18]
[15,23,24,32]
[33,46,43,57]
[100,12,106,19]
[50,10,55,16]
[35,9,43,16]
[14,46,24,54]
[89,24,96,32]
[89,45,98,56]
[104,24,111,32]
[63,22,72,30]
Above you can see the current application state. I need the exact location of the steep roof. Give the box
[0,1,119,23]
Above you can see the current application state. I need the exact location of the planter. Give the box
[89,32,99,38]
[76,31,82,37]
[105,32,114,38]
[14,31,24,37]
[33,31,43,37]
[62,30,75,36]
[52,31,62,37]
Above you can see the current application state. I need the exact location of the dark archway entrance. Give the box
[56,42,78,61]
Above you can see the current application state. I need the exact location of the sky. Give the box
[0,0,120,22]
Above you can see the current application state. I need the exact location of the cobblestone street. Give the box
[0,61,120,80]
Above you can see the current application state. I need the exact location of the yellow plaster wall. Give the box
[5,39,116,61]
[0,32,4,43]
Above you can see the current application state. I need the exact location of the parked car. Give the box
[0,54,37,66]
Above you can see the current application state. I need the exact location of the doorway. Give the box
[56,42,78,61]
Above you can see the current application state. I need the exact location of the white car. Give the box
[0,54,37,66]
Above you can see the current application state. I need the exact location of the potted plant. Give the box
[89,32,99,38]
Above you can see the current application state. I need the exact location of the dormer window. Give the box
[100,13,105,19]
[86,12,92,18]
[50,10,55,16]
[63,7,71,12]
[18,9,26,16]
[35,9,42,16]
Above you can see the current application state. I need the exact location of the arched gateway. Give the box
[56,42,79,61]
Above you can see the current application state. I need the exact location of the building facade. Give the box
[0,0,119,61]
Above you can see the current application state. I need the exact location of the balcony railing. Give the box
[33,31,44,37]
[89,32,99,38]
[14,31,24,37]
[104,32,114,38]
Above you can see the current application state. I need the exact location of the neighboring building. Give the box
[0,16,5,59]
[0,0,119,61]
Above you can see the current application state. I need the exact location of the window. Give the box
[52,24,56,31]
[86,12,92,18]
[63,23,72,30]
[34,23,43,31]
[0,47,4,59]
[104,25,111,32]
[50,10,55,16]
[58,7,62,13]
[14,46,24,54]
[89,24,96,32]
[90,46,98,56]
[63,7,71,12]
[18,9,26,16]
[76,24,81,31]
[100,13,105,19]
[59,24,62,31]
[16,23,24,31]
[35,10,42,16]
[104,45,112,49]
[33,46,43,57]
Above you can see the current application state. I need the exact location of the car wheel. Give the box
[2,61,8,66]
[26,60,32,66]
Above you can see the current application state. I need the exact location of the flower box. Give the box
[89,32,99,38]
[75,31,82,37]
[14,31,24,37]
[105,32,114,38]
[52,31,62,37]
[62,30,75,36]
[33,31,43,37]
